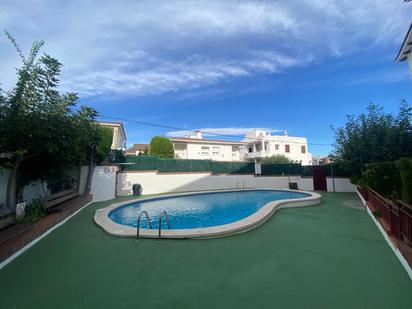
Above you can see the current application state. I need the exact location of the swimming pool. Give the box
[109,190,310,229]
[95,189,321,238]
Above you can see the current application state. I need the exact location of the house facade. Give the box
[243,129,313,165]
[125,144,148,156]
[98,121,127,150]
[396,22,412,78]
[312,156,331,165]
[170,132,246,162]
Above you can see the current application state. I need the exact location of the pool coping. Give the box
[94,189,322,239]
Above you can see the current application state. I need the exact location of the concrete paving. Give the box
[0,192,411,309]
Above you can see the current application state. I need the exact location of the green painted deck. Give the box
[0,192,411,308]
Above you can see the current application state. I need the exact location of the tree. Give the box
[0,32,100,210]
[148,136,174,158]
[96,127,113,163]
[261,155,291,164]
[332,101,412,182]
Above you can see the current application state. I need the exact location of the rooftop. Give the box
[0,192,411,308]
[98,121,127,140]
[125,143,148,154]
[170,137,247,145]
[396,22,412,62]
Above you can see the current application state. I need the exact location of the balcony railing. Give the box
[244,152,263,159]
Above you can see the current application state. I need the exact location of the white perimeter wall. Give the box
[91,166,118,202]
[117,172,318,196]
[2,167,356,205]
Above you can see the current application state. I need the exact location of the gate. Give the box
[313,166,327,191]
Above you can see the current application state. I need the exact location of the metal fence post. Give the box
[331,163,336,193]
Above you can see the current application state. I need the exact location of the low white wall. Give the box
[326,177,356,192]
[22,181,46,203]
[78,166,90,195]
[297,177,314,191]
[117,172,315,196]
[91,166,118,202]
[1,169,46,206]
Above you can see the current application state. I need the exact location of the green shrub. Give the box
[261,155,291,164]
[397,157,412,204]
[148,137,174,158]
[372,209,381,218]
[96,127,113,163]
[261,163,302,176]
[17,198,46,223]
[361,162,402,199]
[110,149,125,164]
[324,163,348,177]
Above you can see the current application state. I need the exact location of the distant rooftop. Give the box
[125,143,148,154]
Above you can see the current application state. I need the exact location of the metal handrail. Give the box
[158,211,171,240]
[136,210,152,239]
[242,182,246,189]
[236,182,240,189]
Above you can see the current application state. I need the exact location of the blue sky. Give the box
[1,0,412,156]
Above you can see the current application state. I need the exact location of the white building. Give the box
[312,156,331,165]
[98,121,127,150]
[243,129,313,165]
[396,22,412,78]
[170,132,246,162]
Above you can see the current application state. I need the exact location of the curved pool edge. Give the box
[94,189,322,239]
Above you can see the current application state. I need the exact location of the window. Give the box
[301,146,306,154]
[212,146,220,156]
[249,147,253,153]
[275,144,279,151]
[285,144,290,153]
[264,142,269,151]
[174,143,186,150]
[201,146,210,156]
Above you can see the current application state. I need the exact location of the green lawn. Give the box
[0,192,411,309]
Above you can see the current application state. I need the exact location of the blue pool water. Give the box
[109,190,310,229]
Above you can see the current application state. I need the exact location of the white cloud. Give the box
[0,0,411,96]
[59,52,306,96]
[166,127,283,138]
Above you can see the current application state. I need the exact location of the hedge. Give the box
[361,161,402,199]
[122,156,351,177]
[397,157,412,204]
[123,156,254,174]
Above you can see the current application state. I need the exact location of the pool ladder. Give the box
[136,210,171,241]
[136,211,152,238]
[158,211,171,240]
[236,182,246,189]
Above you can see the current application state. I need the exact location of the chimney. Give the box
[195,131,203,139]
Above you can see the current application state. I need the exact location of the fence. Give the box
[123,156,349,177]
[358,186,412,245]
[124,156,254,174]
